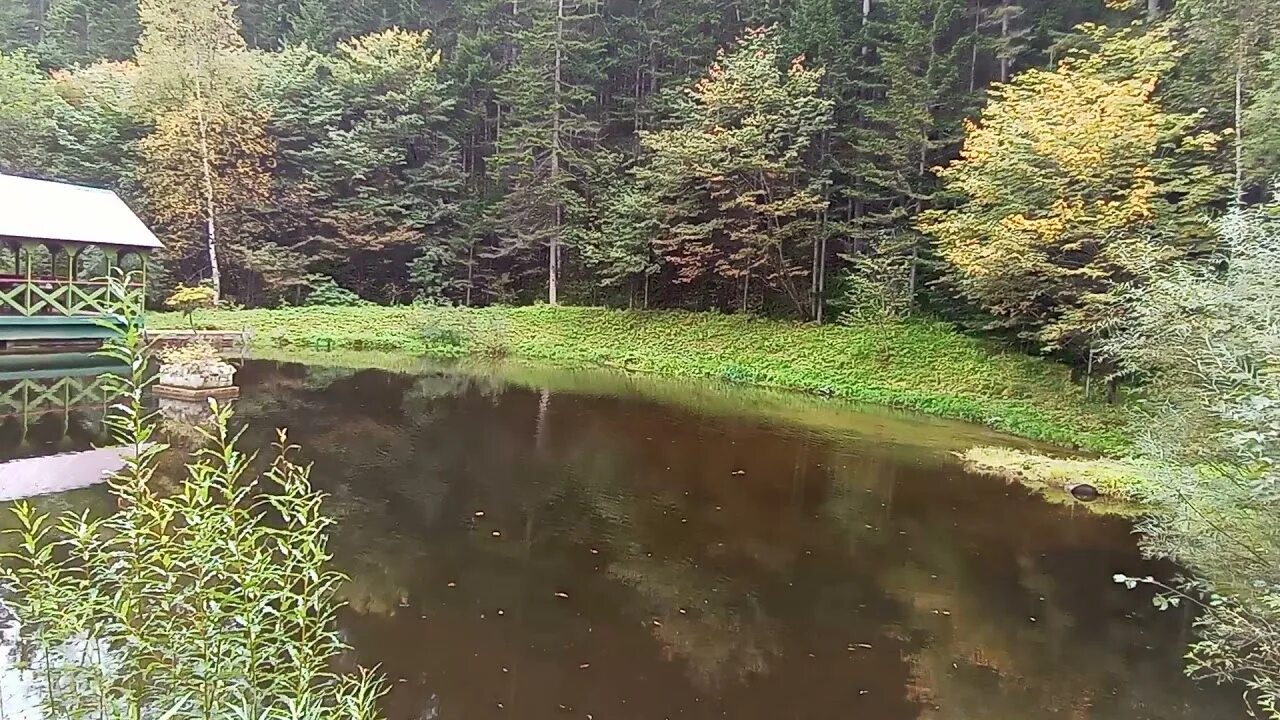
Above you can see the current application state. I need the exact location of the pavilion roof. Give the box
[0,173,163,250]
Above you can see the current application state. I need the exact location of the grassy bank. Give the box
[151,305,1126,452]
[959,446,1151,515]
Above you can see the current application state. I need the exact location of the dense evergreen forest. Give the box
[0,0,1277,362]
[5,0,1280,713]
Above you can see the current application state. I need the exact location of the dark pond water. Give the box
[0,358,1242,719]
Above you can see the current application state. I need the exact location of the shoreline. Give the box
[150,305,1128,454]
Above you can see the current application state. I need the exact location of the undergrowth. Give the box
[152,305,1127,452]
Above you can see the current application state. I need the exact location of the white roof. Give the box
[0,173,163,250]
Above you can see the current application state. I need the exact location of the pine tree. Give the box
[50,59,142,188]
[1171,0,1277,202]
[489,0,602,304]
[0,50,61,176]
[637,27,833,314]
[40,0,138,65]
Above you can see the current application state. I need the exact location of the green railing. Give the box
[0,277,141,317]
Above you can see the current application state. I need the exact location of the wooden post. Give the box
[23,244,32,317]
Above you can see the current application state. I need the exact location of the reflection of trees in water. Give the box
[0,410,111,459]
[223,360,1234,719]
[232,364,531,618]
[609,555,779,688]
[246,361,793,692]
[550,428,785,691]
[876,504,1233,719]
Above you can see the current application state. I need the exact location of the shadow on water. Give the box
[0,357,1243,719]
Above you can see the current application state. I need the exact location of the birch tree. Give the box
[134,0,270,303]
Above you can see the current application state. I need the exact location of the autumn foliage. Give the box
[919,25,1227,357]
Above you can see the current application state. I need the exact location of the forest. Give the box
[4,0,1280,714]
[0,0,1275,365]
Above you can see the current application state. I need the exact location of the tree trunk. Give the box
[1235,39,1245,206]
[194,86,221,304]
[1147,0,1159,21]
[999,0,1010,83]
[810,229,820,319]
[970,0,981,92]
[861,0,872,59]
[545,0,565,303]
[465,242,474,306]
[816,233,827,323]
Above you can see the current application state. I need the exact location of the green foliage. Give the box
[1100,197,1280,718]
[0,291,387,720]
[164,284,217,329]
[486,0,602,304]
[149,305,1127,451]
[1246,53,1280,185]
[0,50,61,176]
[1,0,1249,325]
[920,25,1226,359]
[574,151,659,291]
[303,274,368,307]
[636,26,833,313]
[421,326,465,349]
[262,29,464,304]
[165,285,216,311]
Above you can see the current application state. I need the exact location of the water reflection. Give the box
[0,357,1238,719]
[217,360,1235,720]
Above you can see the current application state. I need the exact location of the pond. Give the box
[0,357,1241,719]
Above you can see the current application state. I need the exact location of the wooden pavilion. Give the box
[0,173,161,349]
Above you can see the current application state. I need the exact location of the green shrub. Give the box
[719,362,765,385]
[422,327,465,348]
[304,274,368,307]
[164,285,216,330]
[2,288,387,720]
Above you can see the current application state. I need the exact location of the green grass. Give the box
[150,305,1128,452]
[959,446,1152,515]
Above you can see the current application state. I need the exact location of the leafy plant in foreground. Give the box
[1103,196,1280,718]
[0,284,387,720]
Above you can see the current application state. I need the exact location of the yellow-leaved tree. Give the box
[134,0,274,304]
[919,25,1227,364]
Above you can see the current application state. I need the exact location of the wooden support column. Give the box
[22,243,32,317]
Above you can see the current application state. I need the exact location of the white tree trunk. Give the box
[999,0,1010,83]
[970,0,981,92]
[861,0,871,58]
[1235,41,1245,206]
[548,0,565,306]
[195,86,221,304]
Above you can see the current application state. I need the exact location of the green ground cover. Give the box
[150,305,1126,452]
